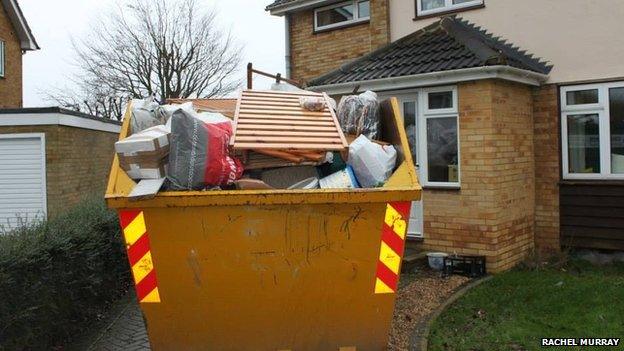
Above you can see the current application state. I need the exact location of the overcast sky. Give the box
[19,0,286,107]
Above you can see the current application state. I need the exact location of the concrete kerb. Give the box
[410,275,494,351]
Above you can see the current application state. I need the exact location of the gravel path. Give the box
[388,263,471,351]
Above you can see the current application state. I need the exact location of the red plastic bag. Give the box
[203,120,244,187]
[168,109,243,190]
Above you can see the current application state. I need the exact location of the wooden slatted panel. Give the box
[232,90,347,151]
[560,183,624,251]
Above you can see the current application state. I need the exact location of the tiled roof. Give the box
[265,0,297,11]
[309,16,552,87]
[167,98,237,118]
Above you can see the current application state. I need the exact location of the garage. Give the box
[0,133,47,230]
[0,107,121,229]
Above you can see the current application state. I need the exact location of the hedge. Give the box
[0,197,132,350]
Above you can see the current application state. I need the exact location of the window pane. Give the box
[421,0,445,10]
[610,87,624,173]
[403,101,417,164]
[317,3,354,27]
[427,117,459,183]
[428,91,453,110]
[453,0,476,4]
[566,89,599,105]
[358,1,370,18]
[567,114,600,173]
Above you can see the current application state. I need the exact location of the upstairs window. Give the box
[416,0,484,18]
[561,82,624,180]
[314,0,370,32]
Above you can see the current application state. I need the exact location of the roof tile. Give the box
[308,16,552,87]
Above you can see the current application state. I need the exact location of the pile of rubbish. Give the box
[115,90,399,199]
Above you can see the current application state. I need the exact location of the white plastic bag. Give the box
[130,96,162,134]
[156,102,195,124]
[347,135,397,188]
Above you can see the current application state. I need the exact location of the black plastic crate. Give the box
[443,255,486,278]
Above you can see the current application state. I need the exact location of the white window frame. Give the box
[420,86,460,188]
[417,0,484,17]
[561,82,624,180]
[314,0,370,32]
[0,40,5,78]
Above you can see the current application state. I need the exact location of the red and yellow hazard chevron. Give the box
[119,210,161,303]
[374,202,411,294]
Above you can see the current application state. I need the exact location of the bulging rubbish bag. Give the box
[167,109,243,190]
[299,96,326,112]
[347,135,397,188]
[157,102,195,125]
[131,96,163,134]
[337,90,381,140]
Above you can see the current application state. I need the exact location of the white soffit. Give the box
[0,112,121,133]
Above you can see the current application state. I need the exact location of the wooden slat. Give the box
[243,96,299,104]
[241,104,329,112]
[243,90,322,98]
[235,136,343,144]
[239,109,327,117]
[235,143,346,150]
[239,100,302,107]
[238,113,332,124]
[561,236,624,251]
[562,225,624,240]
[236,124,337,131]
[236,130,340,137]
[237,119,335,126]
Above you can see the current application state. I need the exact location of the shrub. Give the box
[0,197,131,350]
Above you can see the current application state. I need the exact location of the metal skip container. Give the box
[105,97,422,350]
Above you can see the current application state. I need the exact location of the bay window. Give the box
[561,82,624,179]
[314,0,370,32]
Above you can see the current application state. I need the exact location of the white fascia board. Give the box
[2,0,39,50]
[269,0,333,15]
[0,113,121,133]
[308,66,550,95]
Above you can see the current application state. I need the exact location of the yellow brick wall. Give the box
[419,79,536,273]
[0,6,23,108]
[0,125,119,218]
[289,0,390,83]
[533,84,560,250]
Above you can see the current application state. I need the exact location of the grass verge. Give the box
[428,259,624,351]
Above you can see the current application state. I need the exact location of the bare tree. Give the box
[47,0,242,120]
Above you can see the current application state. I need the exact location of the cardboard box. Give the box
[115,125,170,180]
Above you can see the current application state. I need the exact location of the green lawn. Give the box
[428,260,624,351]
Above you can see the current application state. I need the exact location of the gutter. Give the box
[268,0,332,16]
[307,66,550,95]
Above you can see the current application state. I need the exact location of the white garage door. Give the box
[0,134,47,232]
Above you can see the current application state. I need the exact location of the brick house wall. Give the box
[289,0,390,83]
[0,125,118,218]
[418,79,536,272]
[532,84,560,250]
[0,6,23,108]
